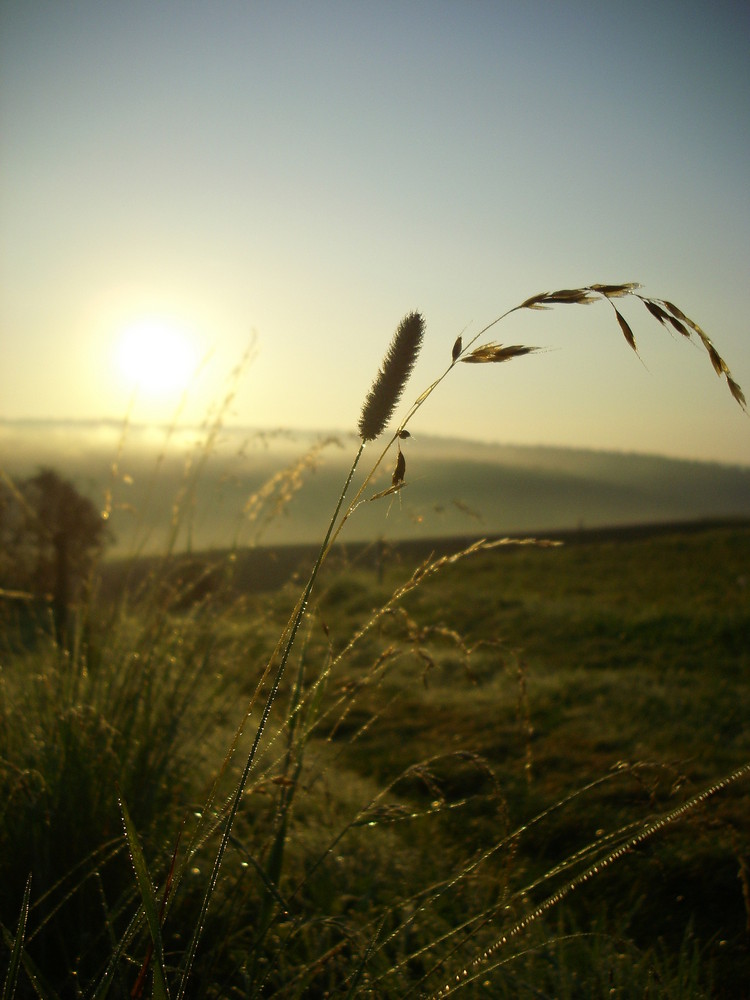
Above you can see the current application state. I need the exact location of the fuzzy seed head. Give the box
[358,311,425,441]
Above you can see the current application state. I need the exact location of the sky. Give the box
[1,0,749,466]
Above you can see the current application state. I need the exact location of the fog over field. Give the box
[2,418,749,557]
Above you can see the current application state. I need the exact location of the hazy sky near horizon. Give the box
[1,1,749,465]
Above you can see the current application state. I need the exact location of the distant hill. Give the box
[2,418,749,557]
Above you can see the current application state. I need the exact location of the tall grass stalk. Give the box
[176,439,368,995]
[178,312,427,992]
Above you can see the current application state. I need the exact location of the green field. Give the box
[2,521,749,997]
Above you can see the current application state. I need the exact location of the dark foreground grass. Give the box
[309,523,750,993]
[3,522,746,997]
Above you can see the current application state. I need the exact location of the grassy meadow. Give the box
[4,419,750,557]
[1,520,748,997]
[2,288,749,998]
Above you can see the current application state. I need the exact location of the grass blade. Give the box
[119,795,170,1000]
[2,875,32,1000]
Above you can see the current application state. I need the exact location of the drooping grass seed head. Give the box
[392,447,406,486]
[358,311,425,441]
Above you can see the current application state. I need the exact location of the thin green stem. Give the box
[177,440,366,998]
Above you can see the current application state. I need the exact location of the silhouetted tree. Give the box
[0,469,110,645]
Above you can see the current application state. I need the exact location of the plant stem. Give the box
[177,439,366,998]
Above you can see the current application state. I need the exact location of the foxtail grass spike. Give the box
[358,311,425,441]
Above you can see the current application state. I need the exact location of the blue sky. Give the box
[1,1,748,464]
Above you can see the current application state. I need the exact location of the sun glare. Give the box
[114,318,199,397]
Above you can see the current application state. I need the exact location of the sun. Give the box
[115,318,199,396]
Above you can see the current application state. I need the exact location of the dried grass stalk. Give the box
[634,292,747,411]
[520,287,600,309]
[512,283,746,411]
[612,307,637,352]
[589,282,642,298]
[369,482,406,501]
[461,343,538,364]
[392,448,406,486]
[358,312,425,441]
